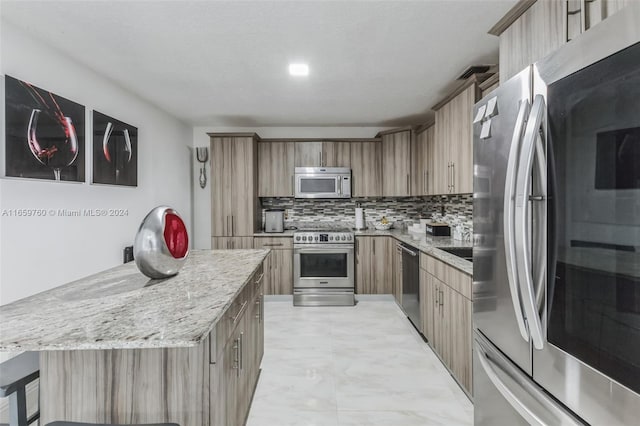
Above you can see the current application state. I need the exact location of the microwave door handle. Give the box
[338,176,342,196]
[503,99,531,343]
[514,94,546,350]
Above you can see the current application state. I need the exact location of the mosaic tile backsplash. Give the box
[260,194,473,233]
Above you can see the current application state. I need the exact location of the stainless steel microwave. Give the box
[294,167,351,199]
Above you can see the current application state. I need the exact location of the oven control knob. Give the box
[314,236,318,241]
[329,236,333,241]
[302,236,307,241]
[347,235,352,241]
[295,236,300,241]
[341,236,346,241]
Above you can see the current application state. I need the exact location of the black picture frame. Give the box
[92,110,138,187]
[4,75,85,182]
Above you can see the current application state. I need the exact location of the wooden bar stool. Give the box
[0,352,40,426]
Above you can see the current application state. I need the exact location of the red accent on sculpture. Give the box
[163,213,188,258]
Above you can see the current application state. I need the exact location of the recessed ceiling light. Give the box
[289,63,309,77]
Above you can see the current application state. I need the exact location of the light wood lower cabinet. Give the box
[420,253,472,395]
[392,241,403,305]
[253,237,293,295]
[211,237,254,250]
[355,236,394,294]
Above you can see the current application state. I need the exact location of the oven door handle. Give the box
[294,246,354,252]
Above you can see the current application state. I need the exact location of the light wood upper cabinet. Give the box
[412,125,434,196]
[433,83,479,195]
[258,141,295,197]
[323,142,351,167]
[495,0,565,83]
[381,130,411,197]
[350,141,382,197]
[294,142,323,167]
[210,134,260,237]
[355,236,394,294]
[293,141,352,167]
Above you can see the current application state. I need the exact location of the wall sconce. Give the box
[196,147,209,189]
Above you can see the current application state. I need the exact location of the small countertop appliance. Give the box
[264,209,284,233]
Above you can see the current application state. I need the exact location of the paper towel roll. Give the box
[355,208,365,230]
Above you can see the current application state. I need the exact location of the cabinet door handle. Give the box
[447,163,451,192]
[426,171,429,194]
[232,337,240,375]
[373,239,376,255]
[406,174,410,194]
[439,290,444,307]
[256,299,261,321]
[239,332,244,372]
[452,163,455,192]
[434,286,439,306]
[318,152,322,166]
[231,216,235,236]
[262,243,284,247]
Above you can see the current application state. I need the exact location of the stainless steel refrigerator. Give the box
[472,4,640,425]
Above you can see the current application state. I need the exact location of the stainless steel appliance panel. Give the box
[400,243,420,328]
[293,245,354,289]
[293,288,355,306]
[474,331,585,426]
[473,67,533,374]
[294,167,351,199]
[530,5,640,424]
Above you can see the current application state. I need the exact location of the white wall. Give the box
[0,21,192,305]
[191,126,391,249]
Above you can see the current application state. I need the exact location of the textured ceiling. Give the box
[1,0,516,127]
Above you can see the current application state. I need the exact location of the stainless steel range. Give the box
[293,230,355,306]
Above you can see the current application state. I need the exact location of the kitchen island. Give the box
[0,249,269,426]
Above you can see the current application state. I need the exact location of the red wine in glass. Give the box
[27,109,79,180]
[102,122,132,183]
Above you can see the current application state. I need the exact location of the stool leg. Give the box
[8,385,28,426]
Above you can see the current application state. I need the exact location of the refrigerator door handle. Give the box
[514,94,547,350]
[503,99,531,343]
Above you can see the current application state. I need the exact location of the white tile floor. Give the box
[246,297,473,426]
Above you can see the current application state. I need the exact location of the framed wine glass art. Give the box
[92,111,138,186]
[4,75,86,182]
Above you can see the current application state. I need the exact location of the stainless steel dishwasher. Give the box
[400,243,420,328]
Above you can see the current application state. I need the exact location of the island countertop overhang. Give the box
[0,249,269,351]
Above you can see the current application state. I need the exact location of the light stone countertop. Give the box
[0,249,269,352]
[254,228,473,275]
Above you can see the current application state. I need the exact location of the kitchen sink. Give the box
[437,247,473,262]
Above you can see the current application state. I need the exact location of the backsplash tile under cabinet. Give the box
[260,194,473,233]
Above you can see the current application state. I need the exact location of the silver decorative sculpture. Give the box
[196,147,209,189]
[134,206,189,279]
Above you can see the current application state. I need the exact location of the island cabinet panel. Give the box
[257,141,295,197]
[40,344,210,426]
[350,141,382,197]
